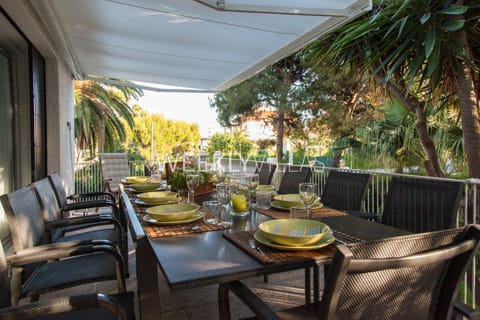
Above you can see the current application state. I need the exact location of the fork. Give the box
[248,239,266,256]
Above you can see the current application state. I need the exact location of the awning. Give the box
[35,0,371,91]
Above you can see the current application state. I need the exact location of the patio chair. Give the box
[277,165,312,194]
[0,186,126,305]
[0,241,135,319]
[320,170,371,211]
[218,225,480,320]
[99,153,130,194]
[32,177,124,254]
[255,163,277,185]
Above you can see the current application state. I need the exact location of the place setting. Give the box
[224,218,337,264]
[140,200,234,238]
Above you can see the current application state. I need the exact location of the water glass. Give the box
[290,206,310,219]
[203,200,221,217]
[216,183,230,206]
[299,182,317,218]
[255,190,271,209]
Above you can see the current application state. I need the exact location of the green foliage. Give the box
[207,131,254,157]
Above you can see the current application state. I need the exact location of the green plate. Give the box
[125,176,151,184]
[130,182,161,192]
[270,200,323,211]
[146,203,200,221]
[134,199,179,206]
[258,219,330,246]
[253,229,335,251]
[142,211,204,225]
[137,191,178,204]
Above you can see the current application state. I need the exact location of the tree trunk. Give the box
[382,79,445,177]
[98,121,106,153]
[276,111,285,163]
[454,29,480,178]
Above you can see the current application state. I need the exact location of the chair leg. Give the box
[263,275,269,283]
[218,284,232,320]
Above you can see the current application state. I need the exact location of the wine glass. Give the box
[298,183,317,219]
[248,173,259,207]
[185,174,199,204]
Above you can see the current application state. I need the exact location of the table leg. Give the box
[136,237,160,320]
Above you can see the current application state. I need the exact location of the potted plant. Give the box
[168,169,215,196]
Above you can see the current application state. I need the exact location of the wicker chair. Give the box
[0,241,135,319]
[255,163,277,185]
[218,225,480,320]
[0,186,126,305]
[320,170,371,211]
[277,165,312,194]
[99,153,131,194]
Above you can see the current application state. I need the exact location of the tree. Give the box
[74,79,142,157]
[210,55,312,163]
[306,0,480,177]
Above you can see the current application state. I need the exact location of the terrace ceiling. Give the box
[33,0,371,91]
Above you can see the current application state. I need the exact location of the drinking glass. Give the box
[248,173,259,207]
[290,206,309,219]
[298,183,317,219]
[216,183,230,206]
[185,174,199,204]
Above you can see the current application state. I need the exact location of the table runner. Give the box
[254,205,347,219]
[223,231,337,265]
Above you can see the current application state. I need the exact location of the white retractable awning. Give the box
[35,0,371,91]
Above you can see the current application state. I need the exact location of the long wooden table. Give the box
[120,188,408,320]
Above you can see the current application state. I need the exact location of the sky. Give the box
[134,89,224,137]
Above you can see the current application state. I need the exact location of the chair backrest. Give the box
[320,170,371,211]
[320,225,480,320]
[277,165,311,194]
[99,153,130,192]
[32,178,64,242]
[48,172,68,208]
[255,163,277,185]
[381,176,463,233]
[0,186,48,251]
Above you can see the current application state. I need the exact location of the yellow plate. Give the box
[142,211,204,225]
[254,229,335,251]
[146,203,200,221]
[130,182,161,192]
[134,199,179,206]
[137,191,178,204]
[270,200,323,211]
[125,176,150,184]
[273,194,305,208]
[258,219,330,246]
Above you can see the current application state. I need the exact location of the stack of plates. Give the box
[136,191,179,205]
[144,203,203,225]
[124,176,150,184]
[271,194,323,211]
[254,219,334,251]
[129,182,161,192]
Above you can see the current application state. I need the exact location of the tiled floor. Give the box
[37,230,320,319]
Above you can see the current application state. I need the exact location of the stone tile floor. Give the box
[36,230,322,319]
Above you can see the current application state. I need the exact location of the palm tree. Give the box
[306,0,480,178]
[74,79,143,158]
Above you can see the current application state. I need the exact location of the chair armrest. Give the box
[68,191,116,203]
[0,293,132,320]
[62,199,115,211]
[219,281,281,320]
[7,241,122,266]
[453,301,480,319]
[44,214,121,231]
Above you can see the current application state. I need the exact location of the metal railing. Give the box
[74,157,479,309]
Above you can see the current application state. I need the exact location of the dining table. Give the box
[119,185,409,320]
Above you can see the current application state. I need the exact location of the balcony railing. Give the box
[74,157,480,309]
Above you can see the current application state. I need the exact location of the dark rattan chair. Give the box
[0,186,126,305]
[380,176,464,233]
[32,178,124,256]
[0,241,135,319]
[255,163,277,185]
[277,165,312,194]
[218,225,480,320]
[320,170,371,211]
